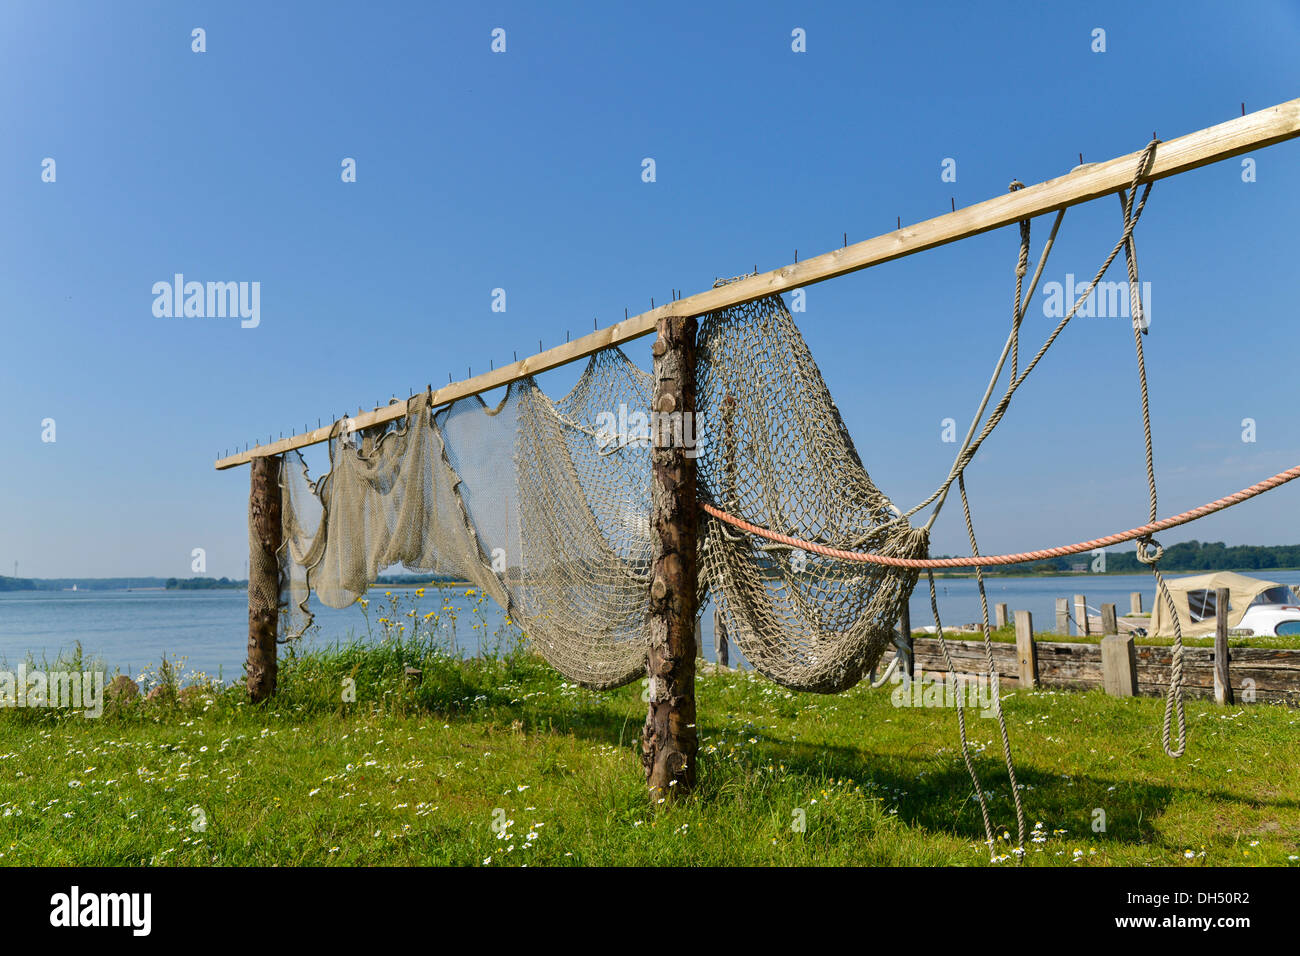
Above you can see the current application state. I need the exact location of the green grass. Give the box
[1,637,1298,866]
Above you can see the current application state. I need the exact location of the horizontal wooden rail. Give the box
[215,97,1300,470]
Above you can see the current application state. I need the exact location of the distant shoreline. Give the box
[927,565,1300,581]
[0,578,475,594]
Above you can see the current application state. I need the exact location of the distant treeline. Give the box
[981,540,1300,576]
[0,576,175,592]
[164,577,248,590]
[374,574,467,586]
[0,572,469,593]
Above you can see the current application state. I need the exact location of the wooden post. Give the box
[1101,603,1118,636]
[1101,635,1138,697]
[712,391,736,673]
[695,616,704,659]
[994,603,1008,629]
[1074,594,1090,636]
[1056,597,1069,636]
[642,311,699,799]
[714,605,729,668]
[1014,610,1038,689]
[247,455,281,703]
[1214,586,1234,705]
[1130,591,1143,615]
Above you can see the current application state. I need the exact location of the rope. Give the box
[902,139,1161,529]
[958,473,1027,853]
[1114,182,1187,758]
[702,461,1300,568]
[926,572,999,858]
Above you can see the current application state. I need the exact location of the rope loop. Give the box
[1135,534,1164,565]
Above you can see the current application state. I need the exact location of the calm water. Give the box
[3,571,1298,681]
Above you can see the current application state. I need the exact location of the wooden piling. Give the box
[714,605,729,668]
[1130,591,1143,615]
[1101,603,1118,636]
[247,455,281,703]
[1214,586,1234,705]
[1015,610,1039,688]
[1101,635,1138,697]
[994,603,1008,629]
[1074,594,1090,636]
[899,602,913,679]
[1056,597,1069,636]
[642,311,699,799]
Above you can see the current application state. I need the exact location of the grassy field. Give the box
[1,636,1298,867]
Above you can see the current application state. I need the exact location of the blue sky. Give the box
[3,0,1299,578]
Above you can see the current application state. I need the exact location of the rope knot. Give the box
[1136,535,1164,565]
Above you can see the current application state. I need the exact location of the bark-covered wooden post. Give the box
[247,454,281,703]
[642,312,699,799]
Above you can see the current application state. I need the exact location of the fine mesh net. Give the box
[272,295,926,693]
[277,349,654,690]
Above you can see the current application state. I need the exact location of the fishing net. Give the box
[696,294,928,692]
[271,294,926,693]
[276,349,655,690]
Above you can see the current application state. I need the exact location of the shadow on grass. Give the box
[507,695,1300,848]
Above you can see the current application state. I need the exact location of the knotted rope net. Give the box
[696,293,929,693]
[272,294,926,696]
[278,348,656,690]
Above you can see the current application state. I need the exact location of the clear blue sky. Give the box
[3,0,1299,578]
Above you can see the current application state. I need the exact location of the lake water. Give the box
[3,570,1298,682]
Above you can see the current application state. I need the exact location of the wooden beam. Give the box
[215,98,1300,471]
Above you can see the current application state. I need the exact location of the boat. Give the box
[1149,571,1300,638]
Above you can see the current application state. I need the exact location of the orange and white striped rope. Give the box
[700,463,1300,569]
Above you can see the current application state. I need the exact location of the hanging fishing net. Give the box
[695,295,929,692]
[276,348,656,690]
[271,292,925,693]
